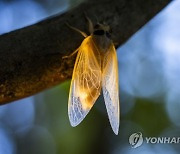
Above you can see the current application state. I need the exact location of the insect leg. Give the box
[62,47,79,59]
[66,23,87,38]
[84,14,94,34]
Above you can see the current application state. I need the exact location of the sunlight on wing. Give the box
[102,43,120,135]
[68,36,101,126]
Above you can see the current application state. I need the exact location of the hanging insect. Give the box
[64,17,120,135]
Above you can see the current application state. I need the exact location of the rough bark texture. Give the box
[0,0,171,104]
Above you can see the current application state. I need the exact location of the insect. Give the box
[65,17,120,135]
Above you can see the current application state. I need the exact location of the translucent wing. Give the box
[102,43,120,135]
[68,36,101,126]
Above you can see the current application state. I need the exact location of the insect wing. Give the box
[102,43,120,135]
[68,36,101,127]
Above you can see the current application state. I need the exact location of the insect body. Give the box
[67,19,119,135]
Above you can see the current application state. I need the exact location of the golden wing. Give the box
[68,36,101,126]
[102,43,120,135]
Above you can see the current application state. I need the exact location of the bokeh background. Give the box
[0,0,180,153]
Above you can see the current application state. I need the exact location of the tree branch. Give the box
[0,0,171,104]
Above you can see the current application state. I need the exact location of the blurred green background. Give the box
[0,0,180,154]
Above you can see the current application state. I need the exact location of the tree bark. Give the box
[0,0,171,104]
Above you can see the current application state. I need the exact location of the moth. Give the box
[66,17,120,135]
